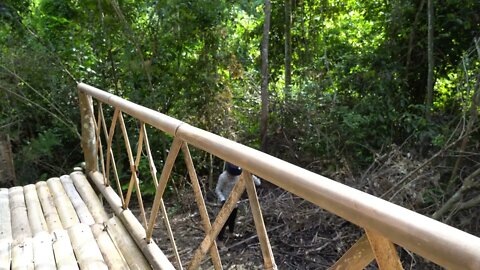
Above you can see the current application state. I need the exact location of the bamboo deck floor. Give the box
[0,171,152,270]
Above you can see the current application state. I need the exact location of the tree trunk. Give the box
[0,133,16,187]
[260,0,271,152]
[284,0,292,101]
[426,0,434,118]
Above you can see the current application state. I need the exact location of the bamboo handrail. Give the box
[78,83,480,269]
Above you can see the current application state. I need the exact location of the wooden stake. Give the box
[329,235,375,270]
[244,172,277,270]
[365,229,403,270]
[79,89,98,173]
[188,176,246,270]
[182,142,222,270]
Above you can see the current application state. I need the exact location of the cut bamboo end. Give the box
[51,229,79,270]
[9,186,32,244]
[33,231,56,270]
[106,216,151,270]
[60,175,95,225]
[91,223,130,270]
[11,237,34,270]
[68,223,108,270]
[0,188,11,242]
[36,181,63,233]
[69,171,109,223]
[24,185,48,236]
[47,178,80,229]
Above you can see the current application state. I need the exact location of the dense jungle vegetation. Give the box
[1,1,480,265]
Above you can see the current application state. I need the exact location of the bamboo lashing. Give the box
[182,142,222,270]
[119,114,147,227]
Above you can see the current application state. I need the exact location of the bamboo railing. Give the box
[78,83,480,270]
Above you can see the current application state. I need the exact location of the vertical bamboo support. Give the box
[243,172,277,270]
[78,88,98,173]
[329,235,375,270]
[365,229,403,270]
[188,176,246,270]
[96,103,107,184]
[105,108,125,205]
[182,142,222,270]
[146,137,182,241]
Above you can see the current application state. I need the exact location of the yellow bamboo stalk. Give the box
[120,116,147,227]
[91,223,130,270]
[36,182,63,233]
[146,137,182,241]
[9,186,32,243]
[47,178,79,229]
[188,176,246,270]
[68,223,108,270]
[0,188,11,241]
[70,171,109,224]
[0,240,10,270]
[243,172,277,270]
[106,108,125,205]
[106,216,151,270]
[329,235,374,270]
[96,102,107,184]
[24,184,48,236]
[51,229,78,270]
[182,142,221,270]
[365,229,403,270]
[60,175,95,225]
[89,171,174,270]
[33,231,56,270]
[11,237,33,270]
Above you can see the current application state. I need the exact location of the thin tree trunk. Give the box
[0,133,16,187]
[260,0,271,152]
[426,0,434,118]
[284,0,292,100]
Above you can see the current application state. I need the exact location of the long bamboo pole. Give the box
[79,83,480,269]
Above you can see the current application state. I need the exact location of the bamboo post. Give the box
[329,235,375,270]
[188,176,246,270]
[365,229,403,270]
[182,142,222,270]
[243,172,277,270]
[78,88,98,173]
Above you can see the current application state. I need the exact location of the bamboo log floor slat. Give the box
[0,171,154,269]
